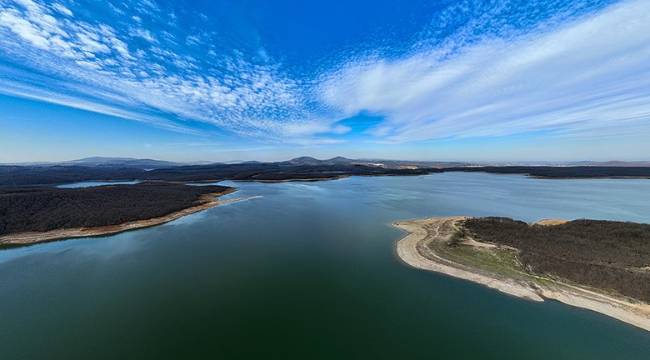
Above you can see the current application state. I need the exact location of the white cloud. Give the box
[1,0,648,147]
[0,75,198,134]
[130,27,156,42]
[185,35,200,45]
[0,0,299,137]
[320,0,650,143]
[14,0,39,13]
[51,3,72,17]
[0,9,50,49]
[137,0,160,13]
[77,31,110,53]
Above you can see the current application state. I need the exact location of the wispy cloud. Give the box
[319,0,650,143]
[0,0,648,147]
[0,0,322,140]
[0,69,199,134]
[51,3,71,17]
[130,27,156,43]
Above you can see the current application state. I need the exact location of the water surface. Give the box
[56,180,141,188]
[2,173,650,359]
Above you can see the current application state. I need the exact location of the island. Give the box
[394,216,650,332]
[0,182,236,246]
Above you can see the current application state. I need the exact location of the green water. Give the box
[2,173,650,359]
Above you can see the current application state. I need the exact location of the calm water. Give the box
[56,180,141,188]
[2,173,650,359]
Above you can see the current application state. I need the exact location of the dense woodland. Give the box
[0,182,231,236]
[146,163,438,182]
[0,163,438,186]
[3,163,650,187]
[0,165,144,186]
[449,166,650,178]
[462,217,650,302]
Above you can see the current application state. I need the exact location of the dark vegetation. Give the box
[3,162,650,187]
[462,217,650,302]
[0,182,231,236]
[146,163,438,182]
[0,165,144,186]
[448,166,650,178]
[0,163,439,186]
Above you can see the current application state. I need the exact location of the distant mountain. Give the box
[326,156,355,164]
[283,156,358,166]
[285,156,327,166]
[6,156,649,172]
[64,157,181,169]
[5,156,650,187]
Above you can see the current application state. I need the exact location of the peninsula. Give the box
[0,182,235,246]
[394,217,650,332]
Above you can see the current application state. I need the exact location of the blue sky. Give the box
[1,0,650,162]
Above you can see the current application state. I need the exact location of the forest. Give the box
[461,217,650,302]
[448,166,650,178]
[0,182,231,236]
[2,163,650,187]
[0,163,438,186]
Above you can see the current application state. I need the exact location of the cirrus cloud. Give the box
[320,0,650,143]
[0,0,649,147]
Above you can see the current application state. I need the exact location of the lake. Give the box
[2,173,650,359]
[56,180,141,188]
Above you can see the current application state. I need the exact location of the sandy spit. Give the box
[534,219,569,226]
[394,216,650,332]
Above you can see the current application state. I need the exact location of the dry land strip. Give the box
[394,216,650,332]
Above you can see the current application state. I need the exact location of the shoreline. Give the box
[0,188,240,247]
[393,216,650,332]
[237,172,650,182]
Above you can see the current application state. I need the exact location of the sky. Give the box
[1,0,650,162]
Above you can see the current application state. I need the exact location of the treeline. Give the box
[446,166,650,178]
[0,182,231,236]
[3,163,650,187]
[0,163,438,186]
[0,165,144,186]
[462,217,650,302]
[148,163,436,182]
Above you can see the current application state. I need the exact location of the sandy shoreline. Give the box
[0,189,245,246]
[394,216,650,332]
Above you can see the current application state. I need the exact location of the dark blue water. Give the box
[2,173,650,359]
